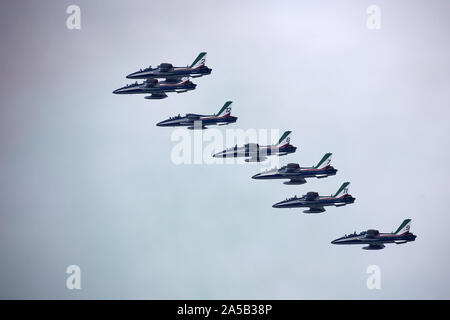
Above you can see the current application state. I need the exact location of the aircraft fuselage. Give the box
[331,232,416,246]
[126,66,212,79]
[157,115,238,128]
[253,165,337,181]
[272,194,355,209]
[113,81,196,95]
[213,144,297,160]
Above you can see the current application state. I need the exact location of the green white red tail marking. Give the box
[394,219,411,235]
[190,52,207,68]
[216,101,232,117]
[315,153,332,169]
[276,131,292,146]
[334,182,350,197]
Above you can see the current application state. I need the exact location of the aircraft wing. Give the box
[363,243,385,250]
[303,206,325,213]
[287,177,307,184]
[246,156,267,162]
[144,92,168,100]
[335,203,347,207]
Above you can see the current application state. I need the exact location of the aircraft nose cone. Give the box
[156,119,171,127]
[126,71,140,79]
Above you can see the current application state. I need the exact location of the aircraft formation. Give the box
[113,52,210,100]
[113,52,416,250]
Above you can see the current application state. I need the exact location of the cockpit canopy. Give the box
[305,192,319,200]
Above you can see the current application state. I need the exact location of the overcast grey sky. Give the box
[1,0,450,299]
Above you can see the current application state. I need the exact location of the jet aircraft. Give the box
[252,153,337,184]
[212,131,297,162]
[331,219,416,250]
[126,52,212,81]
[272,182,355,213]
[113,77,196,99]
[156,101,237,129]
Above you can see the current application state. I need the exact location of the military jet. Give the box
[212,131,297,162]
[126,52,212,81]
[156,101,237,130]
[272,182,355,213]
[252,153,337,185]
[113,77,196,99]
[331,219,416,250]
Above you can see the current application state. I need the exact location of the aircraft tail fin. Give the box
[275,131,292,147]
[394,219,412,235]
[333,182,350,197]
[216,101,232,117]
[190,52,207,68]
[315,153,332,169]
